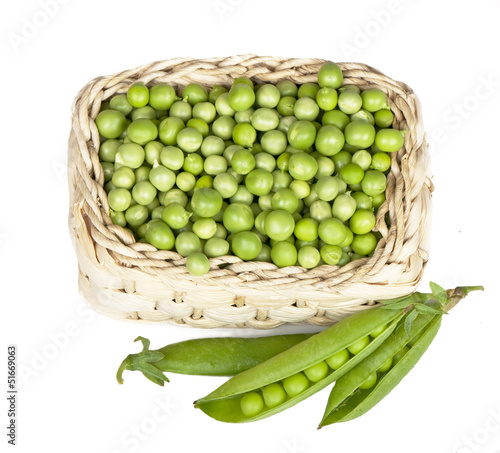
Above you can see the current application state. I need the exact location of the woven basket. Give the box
[68,54,432,329]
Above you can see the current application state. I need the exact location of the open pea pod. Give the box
[318,312,442,427]
[194,306,404,423]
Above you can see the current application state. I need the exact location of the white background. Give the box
[1,1,499,452]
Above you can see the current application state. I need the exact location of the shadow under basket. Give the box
[68,55,433,329]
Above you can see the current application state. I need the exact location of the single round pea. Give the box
[260,130,288,156]
[287,121,317,150]
[149,165,176,192]
[254,243,272,262]
[186,252,210,276]
[316,176,339,202]
[351,232,377,255]
[109,209,127,227]
[228,83,255,112]
[101,162,114,182]
[325,348,350,369]
[161,203,192,229]
[347,336,370,355]
[204,237,230,258]
[270,241,297,267]
[254,152,276,173]
[213,172,238,198]
[374,109,394,128]
[352,150,372,171]
[231,149,255,175]
[322,110,350,130]
[271,188,299,213]
[125,204,149,227]
[108,188,132,212]
[112,167,135,189]
[132,180,157,205]
[304,360,329,382]
[372,193,386,210]
[159,188,188,207]
[193,218,217,240]
[370,152,391,172]
[223,203,254,233]
[294,218,319,242]
[282,373,309,397]
[109,94,133,116]
[230,185,254,205]
[262,383,286,408]
[350,109,375,125]
[339,163,365,185]
[378,357,393,373]
[191,188,223,218]
[361,170,387,196]
[315,125,345,156]
[289,180,310,199]
[351,191,373,210]
[251,108,280,131]
[361,88,388,112]
[315,156,336,179]
[298,246,321,269]
[318,218,347,245]
[265,210,295,241]
[145,219,175,250]
[232,122,257,147]
[294,97,320,121]
[175,127,202,153]
[99,139,121,163]
[131,106,156,121]
[318,62,343,89]
[186,118,209,137]
[231,231,262,261]
[375,129,405,152]
[127,82,149,108]
[338,90,363,115]
[183,153,204,176]
[158,117,185,146]
[169,100,192,122]
[277,96,297,116]
[297,82,320,99]
[349,209,376,235]
[182,83,208,106]
[316,87,338,111]
[203,155,228,176]
[159,146,184,171]
[359,372,378,390]
[151,206,165,220]
[175,231,201,256]
[276,80,298,97]
[309,200,333,222]
[215,92,236,116]
[115,143,145,169]
[149,83,176,110]
[245,169,273,196]
[288,152,318,181]
[240,392,264,417]
[96,109,128,139]
[344,121,376,148]
[255,84,280,108]
[176,171,196,192]
[320,244,343,265]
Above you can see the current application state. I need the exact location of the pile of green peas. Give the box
[96,62,406,276]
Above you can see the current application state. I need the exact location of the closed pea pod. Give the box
[193,306,405,423]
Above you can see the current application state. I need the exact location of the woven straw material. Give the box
[68,55,432,329]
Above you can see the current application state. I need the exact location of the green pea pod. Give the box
[194,306,405,423]
[116,334,314,386]
[318,310,440,427]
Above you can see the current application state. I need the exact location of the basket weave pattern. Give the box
[68,55,432,329]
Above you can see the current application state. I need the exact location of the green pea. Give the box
[109,94,133,116]
[96,109,128,139]
[276,80,298,97]
[316,176,339,202]
[176,172,196,192]
[318,218,347,245]
[204,238,230,258]
[213,172,238,198]
[254,152,276,173]
[358,372,378,390]
[351,232,377,255]
[315,125,345,156]
[245,169,274,196]
[182,83,208,106]
[344,121,376,149]
[251,108,280,131]
[260,130,288,156]
[262,383,286,408]
[183,153,204,176]
[149,164,176,192]
[370,152,391,172]
[318,63,343,88]
[349,209,376,235]
[316,87,338,111]
[193,218,217,240]
[287,121,316,150]
[374,109,394,128]
[145,219,175,250]
[127,82,149,108]
[125,204,149,227]
[288,152,318,181]
[325,349,350,370]
[375,129,406,153]
[149,83,176,111]
[361,88,388,112]
[378,357,393,373]
[109,209,127,227]
[186,252,210,276]
[277,96,297,116]
[223,203,254,233]
[231,231,262,261]
[322,110,350,130]
[230,185,254,205]
[108,188,132,212]
[298,246,321,269]
[161,203,192,229]
[270,241,297,267]
[240,392,264,417]
[231,149,255,175]
[232,123,257,148]
[228,83,255,112]
[283,373,309,397]
[297,82,320,99]
[304,361,329,382]
[175,231,201,257]
[112,167,135,189]
[158,117,185,146]
[347,336,370,355]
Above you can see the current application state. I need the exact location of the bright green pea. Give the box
[233,76,253,88]
[228,83,255,112]
[361,88,388,112]
[193,218,217,240]
[169,100,192,122]
[183,153,204,176]
[230,185,254,205]
[254,243,272,262]
[320,244,343,265]
[204,155,228,176]
[234,108,254,124]
[270,241,297,268]
[282,373,309,397]
[175,172,196,192]
[201,136,225,157]
[288,152,318,181]
[351,232,377,255]
[371,193,386,210]
[132,180,157,206]
[294,97,320,121]
[232,123,257,148]
[108,188,132,212]
[158,117,185,146]
[240,392,264,417]
[347,336,370,355]
[322,110,350,130]
[265,210,295,241]
[245,169,273,196]
[96,109,128,139]
[182,83,208,106]
[294,218,319,242]
[255,84,280,108]
[251,108,280,131]
[149,164,176,192]
[344,121,376,148]
[316,87,338,111]
[318,62,343,89]
[351,191,373,210]
[350,109,375,125]
[112,167,135,189]
[186,118,209,137]
[374,109,394,128]
[289,180,310,199]
[304,360,329,382]
[375,129,405,152]
[161,203,192,229]
[277,96,297,116]
[338,90,363,115]
[260,130,288,156]
[298,245,321,269]
[231,149,255,175]
[318,218,347,245]
[213,172,238,198]
[176,127,203,153]
[159,188,188,207]
[309,200,333,222]
[361,170,386,197]
[359,372,378,390]
[159,146,184,170]
[276,80,298,97]
[191,188,223,218]
[325,348,350,369]
[287,121,316,150]
[186,252,210,276]
[215,92,236,116]
[315,176,339,202]
[204,237,230,258]
[125,204,149,227]
[254,152,276,172]
[109,94,133,116]
[223,203,254,233]
[349,209,376,235]
[127,82,149,108]
[149,84,176,111]
[352,150,372,171]
[378,357,393,373]
[145,219,175,250]
[297,82,320,99]
[175,231,201,256]
[315,125,345,156]
[339,163,365,185]
[262,383,286,408]
[99,139,121,163]
[370,152,391,172]
[131,106,156,121]
[101,162,114,182]
[231,231,262,260]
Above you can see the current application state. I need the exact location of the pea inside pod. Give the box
[194,306,405,423]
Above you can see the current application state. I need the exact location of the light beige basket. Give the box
[68,55,432,329]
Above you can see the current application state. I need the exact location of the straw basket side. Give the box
[68,55,433,329]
